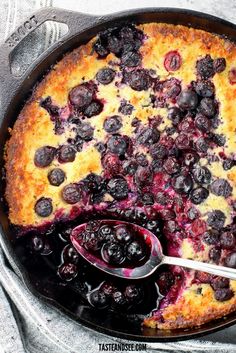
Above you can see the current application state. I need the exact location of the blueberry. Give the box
[119,101,134,115]
[195,113,211,132]
[220,232,236,250]
[81,231,101,251]
[120,25,139,41]
[214,288,234,302]
[102,153,121,175]
[164,50,182,71]
[126,69,151,91]
[149,143,168,159]
[207,210,226,229]
[177,90,198,110]
[213,58,226,73]
[199,98,216,118]
[175,133,191,150]
[167,106,183,125]
[224,252,236,268]
[183,151,199,167]
[101,242,125,265]
[126,240,146,263]
[88,289,110,308]
[136,153,148,167]
[84,100,103,117]
[192,165,211,184]
[151,159,163,172]
[194,80,215,97]
[115,225,133,243]
[86,220,100,232]
[195,137,209,153]
[172,174,193,194]
[137,127,160,146]
[155,191,171,206]
[48,168,65,186]
[31,234,44,252]
[159,209,176,221]
[178,116,195,133]
[62,245,80,264]
[196,55,214,79]
[124,284,144,304]
[187,207,199,220]
[34,146,55,167]
[135,209,148,223]
[107,177,128,200]
[211,277,229,290]
[69,84,93,108]
[40,96,59,116]
[166,126,177,135]
[107,35,122,54]
[164,220,178,234]
[228,68,236,84]
[190,187,209,204]
[157,272,175,295]
[58,145,76,163]
[146,220,160,233]
[112,291,127,307]
[100,282,117,297]
[122,160,138,175]
[58,263,78,281]
[223,159,235,171]
[77,122,94,141]
[212,133,226,147]
[96,67,115,84]
[107,134,128,155]
[83,173,104,194]
[121,51,141,67]
[210,178,232,198]
[103,115,122,133]
[34,197,53,217]
[135,166,153,187]
[93,38,109,58]
[61,183,82,204]
[95,142,107,154]
[163,157,180,174]
[73,136,84,152]
[202,230,219,245]
[98,225,115,242]
[209,247,221,263]
[140,192,154,205]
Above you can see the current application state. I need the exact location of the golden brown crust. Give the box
[144,281,236,329]
[5,22,236,330]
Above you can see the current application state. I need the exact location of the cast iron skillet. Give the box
[1,7,236,342]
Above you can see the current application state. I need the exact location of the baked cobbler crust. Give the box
[5,23,236,330]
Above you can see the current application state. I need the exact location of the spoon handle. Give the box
[163,256,236,280]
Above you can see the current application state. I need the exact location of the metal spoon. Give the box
[70,220,236,280]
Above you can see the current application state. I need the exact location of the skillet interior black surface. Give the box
[1,7,236,342]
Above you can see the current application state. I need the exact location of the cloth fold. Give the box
[1,0,236,352]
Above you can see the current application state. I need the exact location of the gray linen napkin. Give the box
[1,0,236,352]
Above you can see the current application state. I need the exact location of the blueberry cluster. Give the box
[79,221,148,267]
[28,224,159,314]
[195,272,234,302]
[87,282,144,311]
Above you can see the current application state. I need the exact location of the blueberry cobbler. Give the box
[4,23,236,330]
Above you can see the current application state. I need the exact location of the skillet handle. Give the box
[0,7,101,116]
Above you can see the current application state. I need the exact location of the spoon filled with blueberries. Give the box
[71,220,236,280]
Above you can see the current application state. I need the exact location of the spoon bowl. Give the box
[71,220,163,279]
[71,219,236,280]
